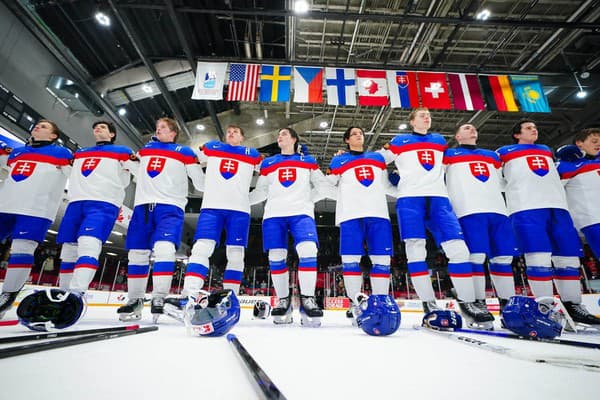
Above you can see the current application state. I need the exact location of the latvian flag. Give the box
[448,73,485,111]
[356,69,389,106]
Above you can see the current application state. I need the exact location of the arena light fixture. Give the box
[196,124,206,131]
[256,118,265,126]
[118,107,127,116]
[476,9,491,20]
[294,0,309,13]
[399,123,408,130]
[95,12,111,27]
[319,121,328,128]
[141,84,153,93]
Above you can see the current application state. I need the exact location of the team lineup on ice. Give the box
[1,109,600,398]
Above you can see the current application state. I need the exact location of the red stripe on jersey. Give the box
[527,275,553,281]
[499,149,553,163]
[490,271,514,277]
[261,160,318,176]
[8,153,71,167]
[449,273,473,278]
[388,141,447,155]
[74,263,98,271]
[139,149,197,164]
[443,154,501,168]
[410,271,430,277]
[185,271,206,279]
[344,271,363,276]
[7,264,31,269]
[330,158,387,175]
[270,268,289,275]
[203,148,262,165]
[560,163,600,179]
[75,151,130,161]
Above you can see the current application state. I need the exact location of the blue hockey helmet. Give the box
[355,294,401,336]
[422,310,463,331]
[184,289,240,337]
[501,296,563,339]
[17,289,86,331]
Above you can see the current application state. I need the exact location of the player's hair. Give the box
[511,118,536,143]
[343,126,364,149]
[408,107,430,122]
[93,120,117,143]
[158,117,179,141]
[35,119,60,141]
[226,124,245,137]
[454,123,477,135]
[279,127,300,153]
[573,127,600,144]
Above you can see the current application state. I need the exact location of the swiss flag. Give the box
[469,162,490,182]
[417,150,435,171]
[526,156,549,177]
[146,157,166,178]
[278,168,296,187]
[220,159,238,179]
[11,161,36,182]
[417,72,452,109]
[356,69,389,106]
[354,166,374,187]
[81,158,101,177]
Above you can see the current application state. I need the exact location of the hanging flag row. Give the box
[191,62,551,113]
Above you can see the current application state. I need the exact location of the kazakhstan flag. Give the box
[509,75,551,113]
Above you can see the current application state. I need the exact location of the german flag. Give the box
[479,75,519,112]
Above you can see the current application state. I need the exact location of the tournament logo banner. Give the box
[278,168,296,187]
[11,161,36,181]
[146,157,166,178]
[526,156,549,176]
[81,158,101,177]
[469,162,490,182]
[417,150,435,171]
[220,158,239,179]
[354,166,374,187]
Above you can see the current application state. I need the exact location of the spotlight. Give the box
[95,12,111,27]
[319,121,328,128]
[576,91,587,99]
[118,107,127,116]
[294,0,309,13]
[141,84,153,93]
[399,123,408,130]
[256,118,265,126]
[196,124,205,131]
[476,9,491,20]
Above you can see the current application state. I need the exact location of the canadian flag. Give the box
[356,69,389,106]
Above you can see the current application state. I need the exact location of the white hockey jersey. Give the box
[328,151,391,225]
[68,143,136,207]
[198,140,261,214]
[444,146,508,218]
[134,140,204,211]
[380,132,449,198]
[497,143,568,214]
[0,142,72,220]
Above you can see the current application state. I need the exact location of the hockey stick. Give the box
[0,320,19,327]
[0,325,158,359]
[454,327,600,349]
[415,325,600,372]
[227,333,287,400]
[0,324,141,344]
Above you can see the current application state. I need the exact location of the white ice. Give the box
[1,305,598,400]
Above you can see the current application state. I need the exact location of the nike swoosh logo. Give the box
[402,140,410,143]
[506,148,516,152]
[19,231,28,235]
[340,161,347,165]
[84,227,94,231]
[163,233,172,237]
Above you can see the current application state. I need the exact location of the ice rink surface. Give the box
[1,305,599,400]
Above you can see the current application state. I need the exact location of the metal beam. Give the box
[3,0,144,148]
[116,4,600,30]
[108,0,193,140]
[164,0,224,141]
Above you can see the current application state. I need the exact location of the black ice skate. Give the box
[0,291,19,320]
[299,295,323,327]
[150,297,165,323]
[162,296,192,323]
[563,301,600,326]
[346,293,368,326]
[272,294,293,325]
[458,300,495,330]
[422,300,440,314]
[117,298,144,322]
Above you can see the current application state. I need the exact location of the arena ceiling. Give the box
[5,0,600,168]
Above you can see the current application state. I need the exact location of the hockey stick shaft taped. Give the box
[0,324,141,344]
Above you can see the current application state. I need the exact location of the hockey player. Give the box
[249,127,329,326]
[56,121,137,298]
[444,123,518,328]
[497,119,600,325]
[327,126,396,324]
[0,120,72,319]
[169,124,261,308]
[117,118,205,322]
[556,128,600,259]
[379,108,490,324]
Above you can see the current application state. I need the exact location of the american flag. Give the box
[226,63,260,101]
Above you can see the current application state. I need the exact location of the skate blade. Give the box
[300,314,322,328]
[273,314,293,325]
[151,313,161,324]
[162,305,184,323]
[467,321,494,331]
[119,313,142,322]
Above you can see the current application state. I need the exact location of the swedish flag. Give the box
[510,75,551,113]
[259,65,292,102]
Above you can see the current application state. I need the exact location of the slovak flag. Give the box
[146,157,165,178]
[469,162,490,182]
[220,159,239,180]
[526,156,549,176]
[354,166,374,187]
[278,168,296,187]
[386,70,420,108]
[81,158,100,177]
[293,66,323,103]
[417,150,435,171]
[356,69,389,106]
[325,68,356,106]
[417,72,452,110]
[11,161,36,182]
